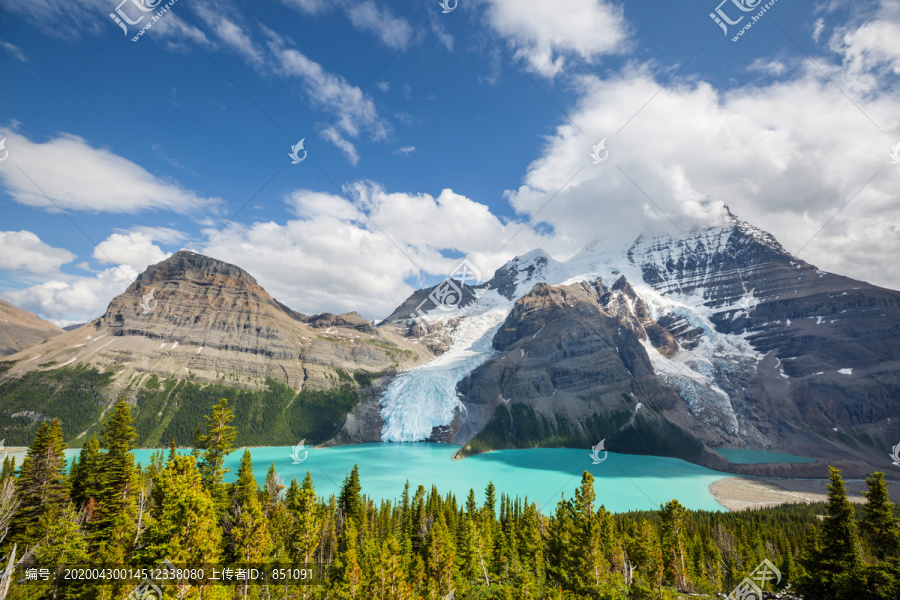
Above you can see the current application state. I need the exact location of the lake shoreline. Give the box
[709,475,880,511]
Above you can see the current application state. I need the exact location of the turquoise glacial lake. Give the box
[715,448,816,465]
[123,443,731,513]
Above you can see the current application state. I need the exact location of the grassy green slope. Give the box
[0,366,371,448]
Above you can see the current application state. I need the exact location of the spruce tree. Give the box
[263,463,285,513]
[70,435,101,509]
[289,472,321,565]
[660,499,690,591]
[861,471,900,561]
[232,449,257,510]
[92,400,139,546]
[339,465,364,531]
[197,398,237,511]
[33,504,88,600]
[141,455,222,597]
[332,518,362,598]
[229,477,271,597]
[819,466,862,569]
[426,511,455,597]
[10,419,69,545]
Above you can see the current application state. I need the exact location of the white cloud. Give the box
[194,3,265,65]
[280,0,332,15]
[0,229,180,326]
[431,21,454,51]
[199,185,543,319]
[481,0,630,77]
[0,231,75,275]
[0,130,220,214]
[0,41,28,62]
[394,146,416,155]
[3,266,138,327]
[502,59,900,288]
[376,81,390,92]
[0,0,108,39]
[92,232,171,267]
[269,37,390,163]
[345,1,413,49]
[830,4,900,78]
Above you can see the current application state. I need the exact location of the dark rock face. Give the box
[454,278,707,461]
[381,213,900,476]
[625,218,900,474]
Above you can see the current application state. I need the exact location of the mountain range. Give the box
[1,211,897,477]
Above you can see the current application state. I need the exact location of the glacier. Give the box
[378,219,774,441]
[379,290,512,442]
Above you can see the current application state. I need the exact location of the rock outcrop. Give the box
[1,251,431,394]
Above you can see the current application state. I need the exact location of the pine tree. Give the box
[426,511,455,597]
[232,449,257,509]
[33,504,88,600]
[230,475,272,598]
[263,463,285,514]
[10,418,69,545]
[141,455,223,597]
[197,398,237,510]
[339,465,364,531]
[332,518,362,598]
[660,499,690,591]
[289,472,321,565]
[0,456,14,482]
[861,471,900,561]
[820,466,862,569]
[92,400,139,547]
[70,435,101,509]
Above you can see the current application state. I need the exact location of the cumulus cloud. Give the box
[198,186,544,318]
[0,231,75,276]
[502,59,900,288]
[0,130,220,214]
[481,0,630,77]
[3,266,138,327]
[829,0,900,78]
[92,232,171,267]
[0,228,181,326]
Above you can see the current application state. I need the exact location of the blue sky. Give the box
[1,0,898,325]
